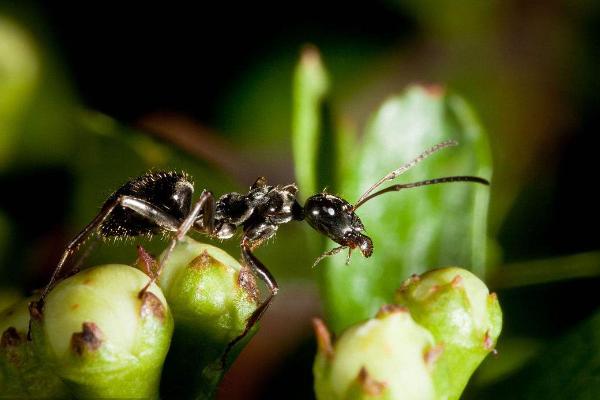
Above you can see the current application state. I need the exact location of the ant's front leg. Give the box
[139,190,215,295]
[220,237,279,367]
[312,245,347,268]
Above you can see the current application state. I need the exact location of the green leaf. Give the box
[292,45,331,197]
[490,251,600,289]
[0,14,79,169]
[480,309,600,399]
[0,17,39,168]
[319,86,493,332]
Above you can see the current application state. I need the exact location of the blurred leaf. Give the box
[393,0,495,39]
[0,286,20,313]
[319,86,493,332]
[491,251,600,289]
[0,13,79,169]
[0,211,8,281]
[480,309,600,399]
[472,337,543,388]
[292,46,331,197]
[0,17,39,168]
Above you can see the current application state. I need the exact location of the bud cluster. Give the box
[314,267,502,400]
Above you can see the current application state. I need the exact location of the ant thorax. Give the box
[209,181,303,242]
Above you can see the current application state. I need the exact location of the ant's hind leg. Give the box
[30,195,180,338]
[220,240,279,368]
[37,195,181,307]
[140,190,216,295]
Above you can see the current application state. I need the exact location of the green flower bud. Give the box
[0,296,70,399]
[30,264,173,399]
[156,237,259,399]
[313,306,441,400]
[394,267,502,399]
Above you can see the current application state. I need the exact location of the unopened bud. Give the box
[30,264,173,399]
[156,238,259,399]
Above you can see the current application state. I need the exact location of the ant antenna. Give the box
[353,175,489,209]
[353,140,459,208]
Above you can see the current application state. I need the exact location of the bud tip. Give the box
[357,367,386,396]
[376,304,408,318]
[71,322,103,355]
[423,343,445,370]
[140,291,166,322]
[312,318,333,359]
[451,275,463,288]
[1,327,23,348]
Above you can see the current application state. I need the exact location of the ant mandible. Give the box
[33,139,488,350]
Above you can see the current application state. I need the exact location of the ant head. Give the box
[346,230,373,257]
[304,193,373,257]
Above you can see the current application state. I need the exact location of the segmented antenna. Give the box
[353,175,489,209]
[353,139,459,208]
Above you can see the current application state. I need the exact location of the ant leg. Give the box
[346,248,353,265]
[70,240,99,274]
[37,196,181,307]
[140,190,215,295]
[251,176,268,189]
[312,245,347,268]
[220,240,279,368]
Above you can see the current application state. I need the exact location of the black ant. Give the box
[32,139,488,357]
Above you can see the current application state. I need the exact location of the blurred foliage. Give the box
[0,17,38,168]
[292,45,331,197]
[471,336,542,389]
[0,212,7,269]
[0,285,18,313]
[480,310,600,399]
